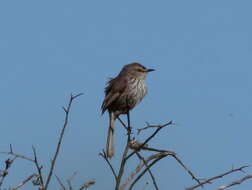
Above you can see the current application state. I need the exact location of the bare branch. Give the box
[115,112,132,190]
[186,165,249,190]
[68,171,78,182]
[62,106,68,113]
[117,116,129,132]
[136,152,159,190]
[10,173,38,190]
[0,157,16,187]
[216,173,252,190]
[32,146,44,188]
[67,179,74,190]
[10,144,13,153]
[172,155,201,185]
[115,138,130,190]
[72,93,84,99]
[55,175,66,190]
[142,147,175,155]
[120,152,168,190]
[137,121,175,135]
[66,171,78,190]
[129,152,169,190]
[44,93,83,190]
[126,121,174,160]
[129,139,175,155]
[0,151,34,163]
[99,150,117,181]
[79,179,96,190]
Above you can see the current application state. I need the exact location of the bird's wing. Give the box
[101,77,127,114]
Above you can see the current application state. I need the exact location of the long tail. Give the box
[106,112,115,158]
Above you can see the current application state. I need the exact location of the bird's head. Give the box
[121,62,155,79]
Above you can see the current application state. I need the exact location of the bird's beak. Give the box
[146,68,155,72]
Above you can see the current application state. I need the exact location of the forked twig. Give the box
[186,165,249,190]
[137,121,174,135]
[101,119,202,190]
[11,173,38,190]
[120,152,166,190]
[129,153,169,190]
[136,152,159,190]
[44,93,83,190]
[126,121,174,160]
[0,157,16,187]
[0,144,34,163]
[32,146,44,188]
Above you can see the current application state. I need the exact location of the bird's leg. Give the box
[126,111,132,135]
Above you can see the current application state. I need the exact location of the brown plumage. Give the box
[101,63,154,158]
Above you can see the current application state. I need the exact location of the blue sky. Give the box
[0,0,251,189]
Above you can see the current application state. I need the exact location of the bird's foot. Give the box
[127,126,133,135]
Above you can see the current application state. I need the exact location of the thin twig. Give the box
[117,116,128,131]
[55,175,66,190]
[0,146,35,188]
[142,147,175,154]
[136,152,159,190]
[126,121,173,160]
[0,157,16,187]
[68,171,78,182]
[44,93,83,190]
[137,121,174,135]
[32,146,44,188]
[129,139,175,155]
[67,171,78,190]
[172,155,201,185]
[67,179,73,190]
[11,173,38,190]
[216,173,252,190]
[0,151,34,162]
[10,144,13,153]
[186,165,249,190]
[120,152,168,190]
[99,150,117,181]
[129,153,168,190]
[79,179,96,190]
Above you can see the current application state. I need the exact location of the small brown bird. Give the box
[101,63,154,158]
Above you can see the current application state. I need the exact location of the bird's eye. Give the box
[137,68,143,72]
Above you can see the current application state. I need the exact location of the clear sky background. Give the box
[0,0,251,190]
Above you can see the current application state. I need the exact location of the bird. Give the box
[101,62,154,158]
